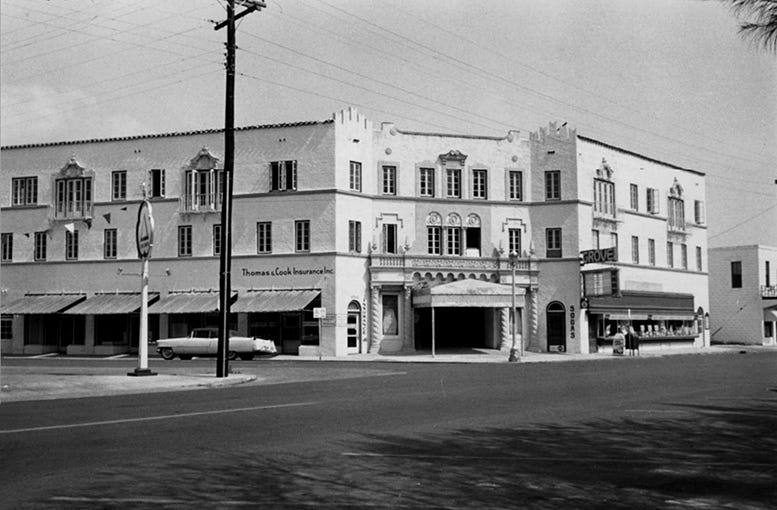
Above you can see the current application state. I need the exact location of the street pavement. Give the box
[2,344,773,403]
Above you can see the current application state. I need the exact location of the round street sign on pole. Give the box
[136,200,154,259]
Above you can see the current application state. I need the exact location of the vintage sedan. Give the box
[156,327,277,361]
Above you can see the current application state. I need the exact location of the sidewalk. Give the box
[2,344,774,403]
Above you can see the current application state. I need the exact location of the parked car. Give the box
[156,327,277,361]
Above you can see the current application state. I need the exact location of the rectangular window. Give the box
[104,229,117,259]
[694,200,705,224]
[611,233,618,251]
[696,246,703,272]
[12,177,38,206]
[1,233,12,262]
[213,224,222,257]
[508,228,521,256]
[427,226,441,255]
[295,220,310,253]
[594,179,615,217]
[667,241,674,268]
[508,171,523,201]
[348,220,361,253]
[419,168,435,197]
[731,261,742,288]
[55,178,93,218]
[112,171,127,201]
[446,168,461,198]
[546,228,562,258]
[382,294,398,336]
[592,229,600,249]
[465,227,481,256]
[349,161,362,192]
[184,169,223,211]
[381,165,396,195]
[648,238,656,266]
[646,188,659,214]
[446,227,461,256]
[472,169,487,199]
[668,197,686,231]
[178,225,192,257]
[545,171,561,200]
[65,230,79,260]
[271,160,298,192]
[681,244,688,269]
[631,236,639,264]
[765,321,774,338]
[382,224,397,254]
[149,169,166,198]
[0,315,12,341]
[34,231,47,261]
[256,222,272,254]
[630,183,639,211]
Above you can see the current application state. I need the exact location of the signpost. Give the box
[129,199,156,377]
[580,247,618,265]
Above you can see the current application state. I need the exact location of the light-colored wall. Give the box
[709,245,776,345]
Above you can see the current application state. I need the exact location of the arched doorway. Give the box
[347,301,362,353]
[546,301,566,352]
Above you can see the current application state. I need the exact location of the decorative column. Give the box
[402,286,415,352]
[370,284,382,353]
[499,307,511,351]
[528,288,539,351]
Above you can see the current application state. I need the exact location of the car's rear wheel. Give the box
[240,353,255,361]
[160,347,175,360]
[227,351,238,361]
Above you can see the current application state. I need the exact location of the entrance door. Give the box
[346,301,361,353]
[546,302,566,352]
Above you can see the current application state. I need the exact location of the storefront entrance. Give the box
[414,307,489,350]
[347,301,362,353]
[546,302,566,352]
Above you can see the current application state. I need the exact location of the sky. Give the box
[1,0,775,248]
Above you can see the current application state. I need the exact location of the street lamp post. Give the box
[508,250,520,362]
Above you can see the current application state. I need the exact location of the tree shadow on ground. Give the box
[28,399,777,510]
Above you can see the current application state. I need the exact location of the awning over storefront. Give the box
[765,305,777,322]
[587,291,695,319]
[0,293,86,314]
[62,292,160,315]
[414,279,525,308]
[231,289,320,313]
[147,291,236,314]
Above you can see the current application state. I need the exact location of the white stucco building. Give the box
[708,245,777,345]
[1,108,709,357]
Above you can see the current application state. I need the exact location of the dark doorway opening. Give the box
[415,307,487,350]
[547,301,566,352]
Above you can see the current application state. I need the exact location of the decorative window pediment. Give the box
[427,212,442,226]
[669,178,683,198]
[187,147,221,171]
[446,213,462,227]
[595,158,613,181]
[466,213,481,228]
[439,150,467,166]
[57,155,94,179]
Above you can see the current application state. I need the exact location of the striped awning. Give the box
[1,294,86,314]
[231,290,320,313]
[62,292,159,315]
[588,291,695,318]
[147,291,236,314]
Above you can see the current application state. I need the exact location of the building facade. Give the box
[0,108,709,357]
[708,245,777,345]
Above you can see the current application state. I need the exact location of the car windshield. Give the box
[191,329,214,338]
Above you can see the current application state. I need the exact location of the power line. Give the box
[708,203,777,240]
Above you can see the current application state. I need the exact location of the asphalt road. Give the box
[1,353,776,509]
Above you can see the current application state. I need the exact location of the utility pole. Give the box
[214,0,265,378]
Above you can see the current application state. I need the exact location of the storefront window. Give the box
[382,295,398,335]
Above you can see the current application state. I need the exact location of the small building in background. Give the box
[708,245,777,345]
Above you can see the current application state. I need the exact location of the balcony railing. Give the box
[179,192,222,213]
[370,254,536,273]
[52,203,94,220]
[762,285,777,298]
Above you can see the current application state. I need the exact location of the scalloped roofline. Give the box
[0,119,334,150]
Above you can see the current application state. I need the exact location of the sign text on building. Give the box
[580,247,617,265]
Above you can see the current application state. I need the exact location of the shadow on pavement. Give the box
[26,399,777,509]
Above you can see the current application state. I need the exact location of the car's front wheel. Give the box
[227,351,238,361]
[160,347,175,360]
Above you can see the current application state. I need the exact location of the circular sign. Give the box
[136,200,155,259]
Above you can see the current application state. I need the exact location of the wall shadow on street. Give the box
[27,399,777,510]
